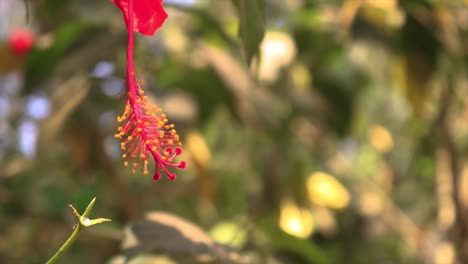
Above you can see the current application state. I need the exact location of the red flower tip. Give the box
[177,161,186,169]
[115,79,185,180]
[153,172,161,181]
[175,147,182,155]
[165,147,173,155]
[7,28,35,56]
[167,173,176,181]
[110,0,168,36]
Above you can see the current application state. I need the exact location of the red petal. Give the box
[111,0,168,35]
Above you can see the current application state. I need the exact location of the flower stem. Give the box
[45,222,83,264]
[45,197,111,264]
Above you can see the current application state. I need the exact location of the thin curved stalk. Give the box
[45,198,111,264]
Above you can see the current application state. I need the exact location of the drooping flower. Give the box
[112,0,185,180]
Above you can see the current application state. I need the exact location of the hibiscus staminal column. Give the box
[113,0,185,180]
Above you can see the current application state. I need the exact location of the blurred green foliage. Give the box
[0,0,467,263]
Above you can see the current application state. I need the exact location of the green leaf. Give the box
[232,0,265,64]
[25,20,90,85]
[259,217,330,264]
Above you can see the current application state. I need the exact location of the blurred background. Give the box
[0,0,467,263]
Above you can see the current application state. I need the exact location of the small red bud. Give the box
[175,147,182,155]
[7,28,36,56]
[177,161,186,169]
[153,172,161,181]
[165,147,173,155]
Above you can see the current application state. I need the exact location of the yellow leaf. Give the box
[368,124,394,153]
[209,221,246,249]
[279,199,314,239]
[307,172,350,209]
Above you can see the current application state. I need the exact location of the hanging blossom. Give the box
[111,0,185,180]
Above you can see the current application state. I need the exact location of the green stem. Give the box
[44,197,110,264]
[45,223,83,264]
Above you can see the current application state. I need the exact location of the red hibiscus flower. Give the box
[111,0,185,180]
[110,0,168,36]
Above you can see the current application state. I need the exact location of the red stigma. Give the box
[114,81,185,180]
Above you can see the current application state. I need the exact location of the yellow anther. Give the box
[128,136,133,141]
[137,127,142,132]
[122,154,127,158]
[124,161,128,166]
[133,162,138,167]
